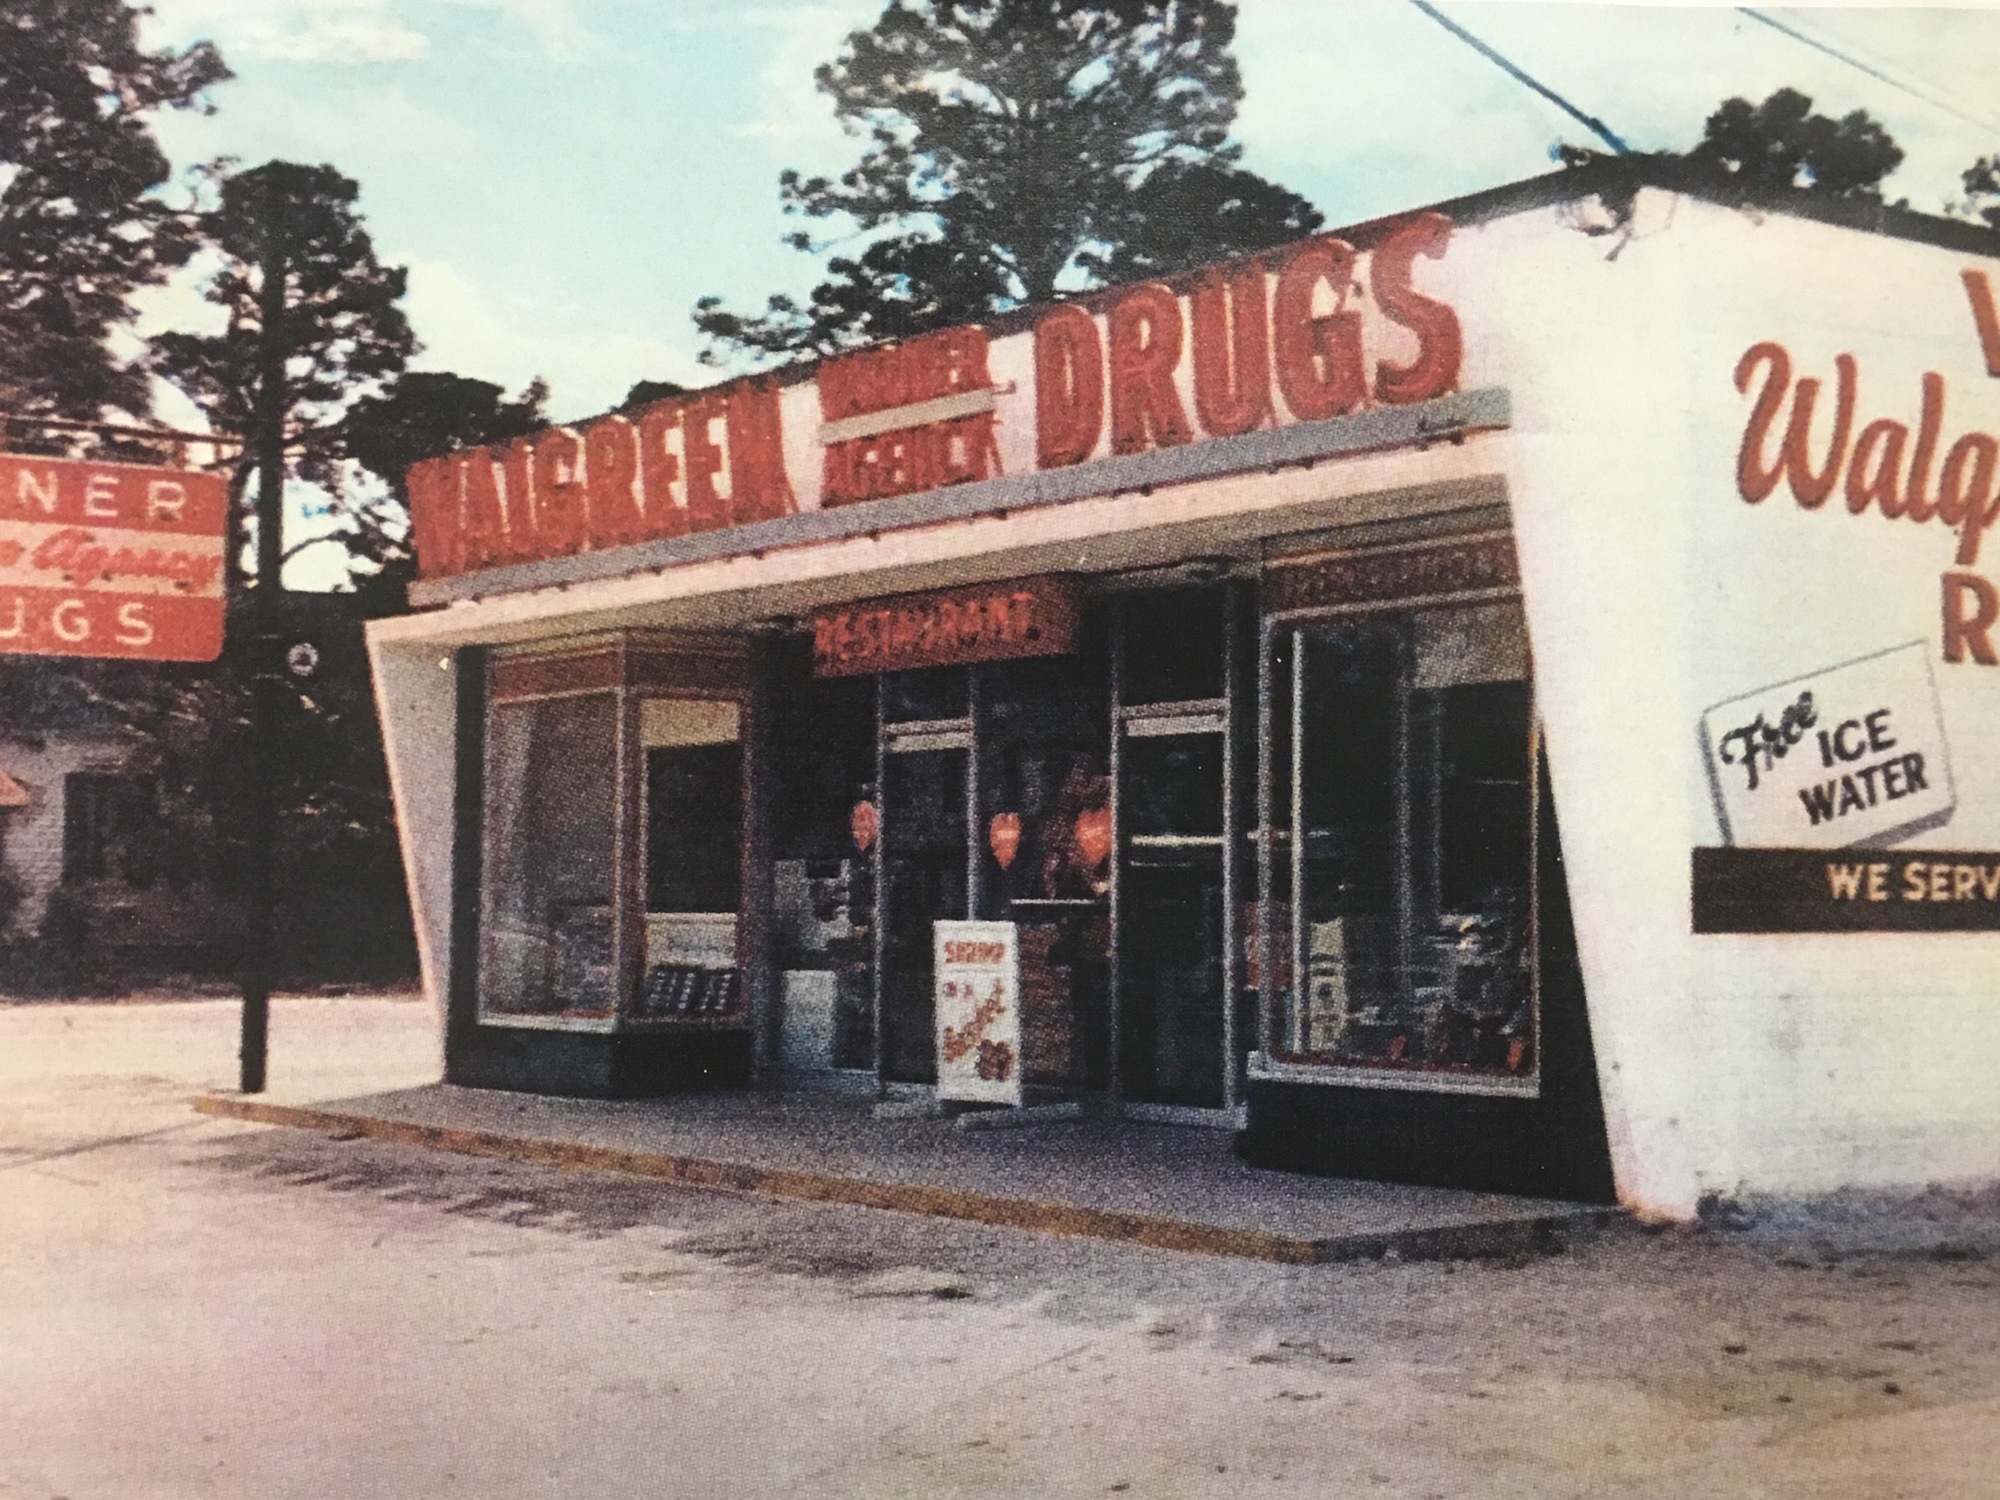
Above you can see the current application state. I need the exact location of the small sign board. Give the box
[811,576,1078,677]
[0,455,228,662]
[1699,642,1955,849]
[933,920,1022,1106]
[1692,848,2000,933]
[1263,532,1520,615]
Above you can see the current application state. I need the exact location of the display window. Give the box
[477,684,620,1020]
[475,636,749,1030]
[1254,553,1540,1094]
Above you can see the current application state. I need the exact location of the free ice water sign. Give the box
[933,920,1022,1106]
[1701,642,1956,849]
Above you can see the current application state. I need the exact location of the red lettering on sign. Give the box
[1370,212,1462,405]
[1271,237,1365,422]
[1963,268,2000,378]
[499,438,535,558]
[681,395,730,533]
[810,576,1078,676]
[726,379,797,523]
[1034,304,1104,469]
[1190,264,1271,437]
[1944,571,1999,664]
[459,448,506,568]
[634,399,688,539]
[531,428,587,552]
[584,416,644,548]
[1736,345,2000,568]
[1108,282,1191,456]
[822,329,996,508]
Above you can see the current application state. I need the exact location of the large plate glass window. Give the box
[478,684,619,1020]
[1261,597,1538,1088]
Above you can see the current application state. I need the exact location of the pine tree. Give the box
[0,0,228,422]
[151,160,416,588]
[695,0,1319,362]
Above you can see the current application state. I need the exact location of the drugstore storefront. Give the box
[372,163,2000,1217]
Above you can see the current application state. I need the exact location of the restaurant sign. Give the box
[407,213,1465,584]
[810,575,1079,677]
[0,455,227,662]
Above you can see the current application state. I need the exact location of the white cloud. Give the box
[403,256,710,420]
[438,0,595,62]
[146,0,430,65]
[718,4,879,147]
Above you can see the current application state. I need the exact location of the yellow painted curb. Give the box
[193,1095,1327,1264]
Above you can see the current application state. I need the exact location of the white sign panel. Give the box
[1702,641,1957,849]
[933,920,1022,1106]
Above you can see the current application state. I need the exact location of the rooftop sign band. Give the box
[0,455,228,662]
[406,213,1465,589]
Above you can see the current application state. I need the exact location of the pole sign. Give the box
[0,455,228,662]
[934,920,1023,1106]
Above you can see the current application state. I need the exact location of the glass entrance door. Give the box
[1111,586,1238,1114]
[1117,719,1228,1107]
[977,652,1111,1094]
[877,668,973,1083]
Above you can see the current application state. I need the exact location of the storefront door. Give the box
[1117,711,1229,1108]
[877,669,974,1083]
[1110,587,1241,1116]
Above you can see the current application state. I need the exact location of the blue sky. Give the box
[133,0,2000,432]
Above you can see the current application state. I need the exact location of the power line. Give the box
[1407,0,1630,156]
[1738,8,2000,140]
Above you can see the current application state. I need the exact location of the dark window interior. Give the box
[647,744,742,913]
[1122,587,1225,704]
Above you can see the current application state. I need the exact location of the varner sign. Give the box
[404,214,1464,580]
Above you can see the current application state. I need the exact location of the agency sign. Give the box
[0,455,227,662]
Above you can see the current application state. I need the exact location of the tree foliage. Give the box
[695,0,1320,362]
[0,0,229,422]
[1565,87,1904,204]
[151,160,416,585]
[1961,156,2000,230]
[343,370,548,595]
[1688,88,1903,199]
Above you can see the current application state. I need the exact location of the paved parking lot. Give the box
[2,996,1996,1498]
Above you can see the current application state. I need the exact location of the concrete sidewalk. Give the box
[196,1083,1615,1264]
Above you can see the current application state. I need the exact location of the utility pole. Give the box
[241,176,288,1093]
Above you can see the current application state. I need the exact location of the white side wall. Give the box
[1444,190,2000,1213]
[365,632,459,1076]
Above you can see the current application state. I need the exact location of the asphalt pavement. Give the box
[2,995,1996,1498]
